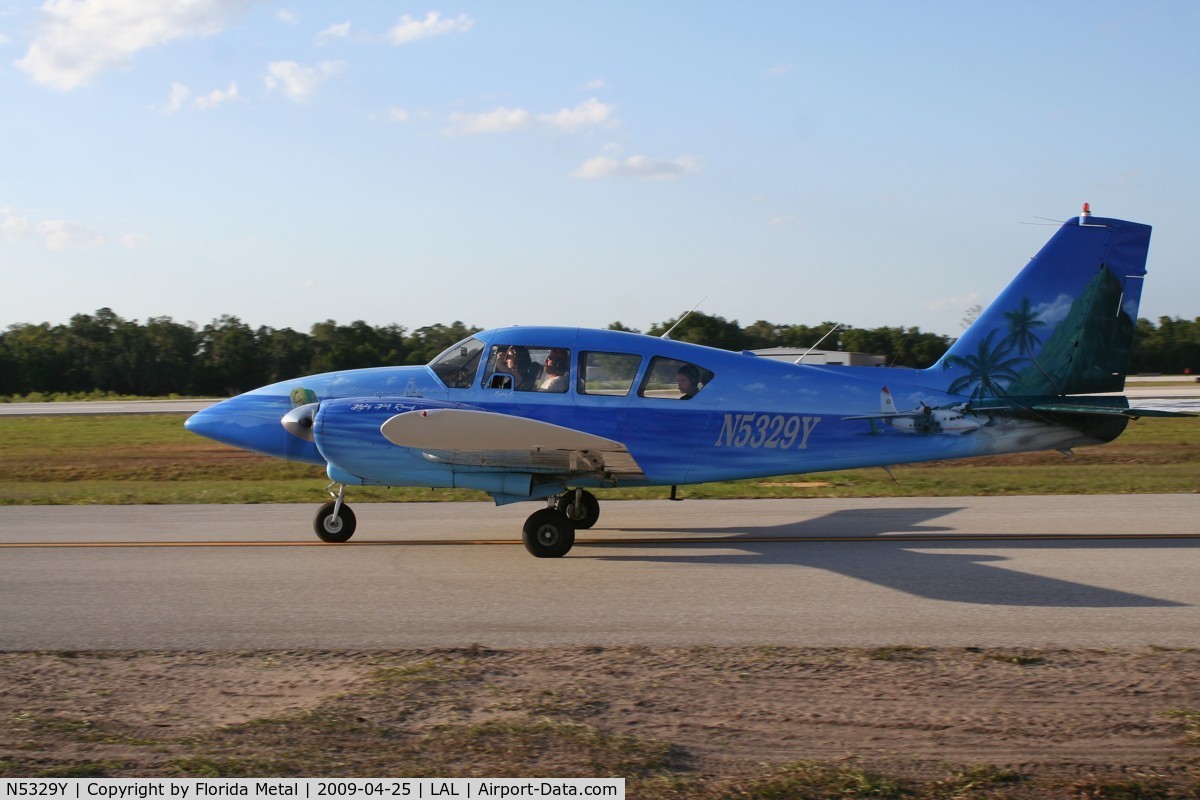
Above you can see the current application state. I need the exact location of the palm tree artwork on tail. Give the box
[1000,297,1045,357]
[997,296,1059,392]
[943,330,1025,402]
[943,299,1044,403]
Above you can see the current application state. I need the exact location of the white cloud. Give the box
[384,107,433,124]
[2,212,31,241]
[537,97,615,131]
[194,80,238,109]
[765,64,793,77]
[121,233,151,249]
[445,106,530,135]
[263,60,346,102]
[36,219,106,250]
[274,8,299,25]
[386,11,473,44]
[572,150,701,181]
[3,207,107,249]
[17,0,252,91]
[0,32,11,46]
[444,98,615,136]
[582,78,607,91]
[315,20,350,46]
[166,81,190,113]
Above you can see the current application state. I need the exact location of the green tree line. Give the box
[0,308,1195,398]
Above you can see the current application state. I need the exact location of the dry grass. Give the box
[0,415,1196,504]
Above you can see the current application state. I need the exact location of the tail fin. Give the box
[926,209,1152,400]
[881,386,897,413]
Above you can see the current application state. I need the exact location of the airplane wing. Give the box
[379,409,646,481]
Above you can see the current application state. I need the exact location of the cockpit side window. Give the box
[579,352,641,396]
[483,345,571,393]
[429,337,485,389]
[638,356,714,400]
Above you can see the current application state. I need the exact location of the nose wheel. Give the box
[314,484,356,543]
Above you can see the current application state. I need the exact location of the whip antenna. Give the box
[660,297,707,340]
[795,322,841,364]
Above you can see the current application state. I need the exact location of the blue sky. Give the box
[3,1,1197,338]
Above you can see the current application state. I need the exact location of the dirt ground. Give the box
[1,646,1198,792]
[2,647,1200,791]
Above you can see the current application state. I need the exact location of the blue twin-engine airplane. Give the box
[186,206,1186,557]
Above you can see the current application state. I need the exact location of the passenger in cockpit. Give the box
[538,349,569,392]
[676,364,700,399]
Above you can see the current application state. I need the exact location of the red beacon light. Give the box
[1081,202,1092,221]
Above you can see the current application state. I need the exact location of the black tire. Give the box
[522,508,576,558]
[314,501,356,543]
[556,490,600,529]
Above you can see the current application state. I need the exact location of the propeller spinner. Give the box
[281,402,319,441]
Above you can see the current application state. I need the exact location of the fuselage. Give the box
[185,325,1123,493]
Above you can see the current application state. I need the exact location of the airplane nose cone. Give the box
[184,397,272,451]
[183,404,223,440]
[185,394,322,463]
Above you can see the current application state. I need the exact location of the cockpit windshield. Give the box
[429,337,485,389]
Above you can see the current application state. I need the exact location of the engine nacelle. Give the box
[312,397,538,497]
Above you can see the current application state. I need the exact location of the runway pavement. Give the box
[2,495,1198,651]
[0,399,214,416]
[1,377,1196,416]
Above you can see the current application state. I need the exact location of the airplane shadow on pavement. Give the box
[587,506,1191,608]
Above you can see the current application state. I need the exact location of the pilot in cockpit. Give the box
[496,346,538,391]
[676,364,700,399]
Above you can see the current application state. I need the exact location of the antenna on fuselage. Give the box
[795,322,842,364]
[660,296,707,340]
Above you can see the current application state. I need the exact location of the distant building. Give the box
[750,348,887,367]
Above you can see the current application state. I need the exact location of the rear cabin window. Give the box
[579,352,642,396]
[429,337,485,389]
[638,357,714,400]
[483,345,570,393]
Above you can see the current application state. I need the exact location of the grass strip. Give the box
[0,415,1195,505]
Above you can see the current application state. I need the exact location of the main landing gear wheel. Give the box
[522,509,576,558]
[314,501,356,543]
[556,490,600,529]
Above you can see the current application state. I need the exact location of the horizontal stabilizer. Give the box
[1029,403,1196,419]
[969,395,1196,420]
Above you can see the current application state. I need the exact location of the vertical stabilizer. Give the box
[926,211,1152,400]
[881,386,897,413]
